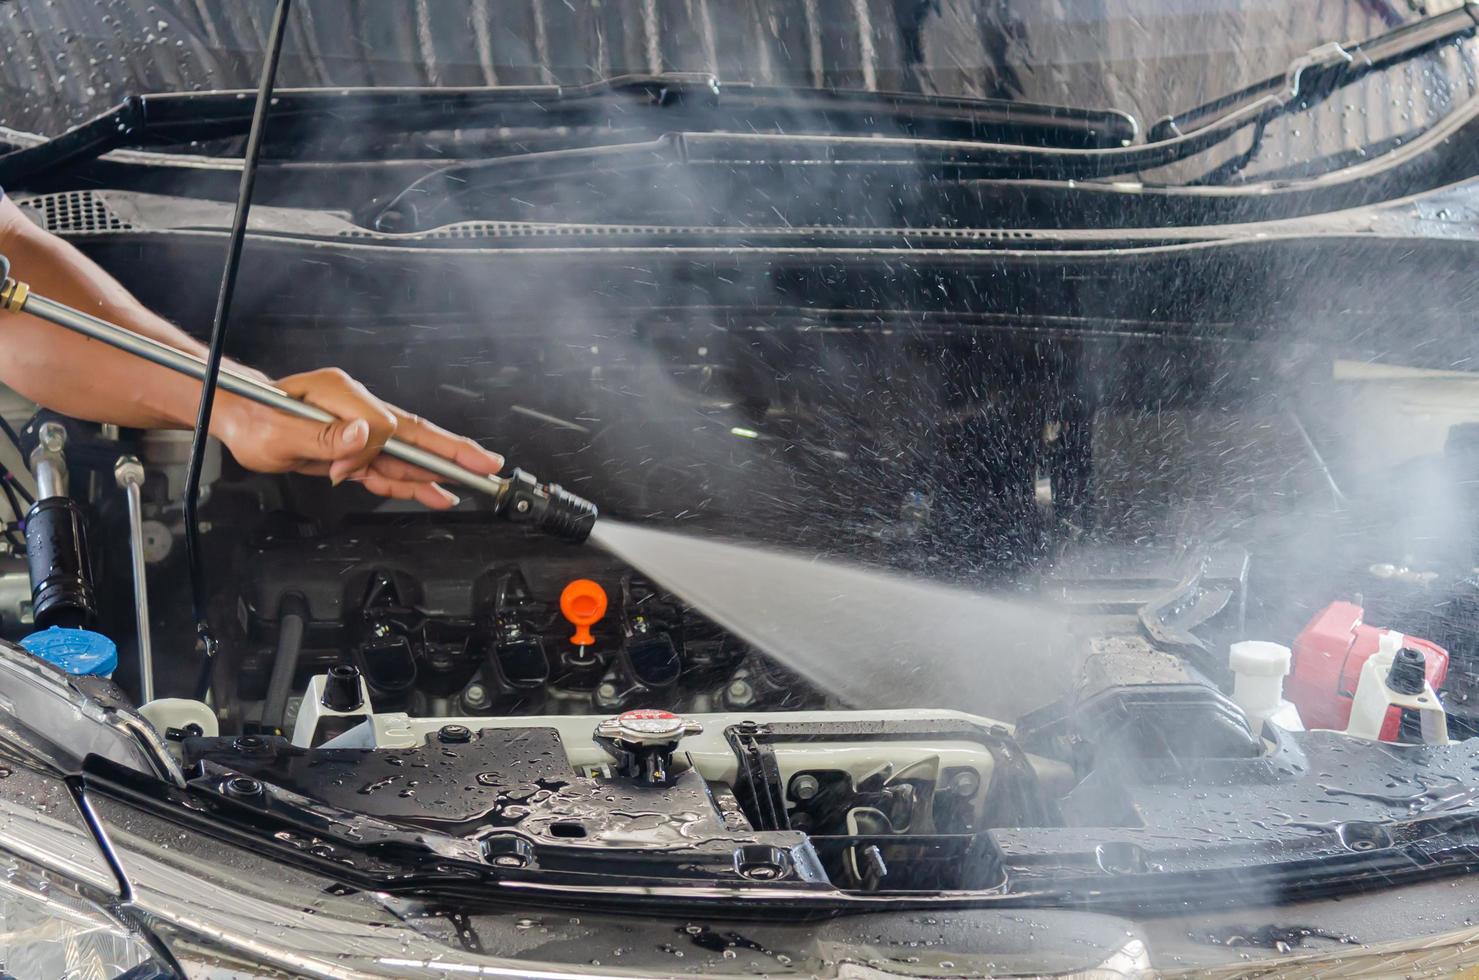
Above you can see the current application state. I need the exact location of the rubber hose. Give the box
[261,594,308,734]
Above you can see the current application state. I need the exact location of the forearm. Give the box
[0,197,247,433]
[0,199,501,507]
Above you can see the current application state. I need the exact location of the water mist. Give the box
[590,520,1073,723]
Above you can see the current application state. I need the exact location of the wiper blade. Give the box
[730,83,1136,148]
[0,73,1133,188]
[1148,1,1479,143]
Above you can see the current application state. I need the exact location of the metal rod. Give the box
[31,455,64,501]
[1286,406,1346,507]
[184,0,294,696]
[30,420,68,500]
[14,291,514,501]
[115,456,154,704]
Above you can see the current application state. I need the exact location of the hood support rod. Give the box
[182,0,293,701]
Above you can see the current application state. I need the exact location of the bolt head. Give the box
[37,422,67,452]
[951,769,981,798]
[463,684,489,707]
[113,455,145,487]
[515,499,532,514]
[223,775,263,798]
[438,724,473,744]
[791,774,820,801]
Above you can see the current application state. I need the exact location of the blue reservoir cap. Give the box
[20,626,118,677]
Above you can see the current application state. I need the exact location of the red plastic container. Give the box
[1287,601,1448,739]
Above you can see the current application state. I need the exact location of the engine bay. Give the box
[8,353,1479,904]
[3,3,1479,961]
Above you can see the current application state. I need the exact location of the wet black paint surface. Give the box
[187,728,576,831]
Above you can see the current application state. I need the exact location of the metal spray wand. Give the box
[0,263,599,542]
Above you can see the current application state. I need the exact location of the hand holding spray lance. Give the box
[0,255,600,542]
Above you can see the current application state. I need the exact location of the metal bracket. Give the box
[290,672,374,748]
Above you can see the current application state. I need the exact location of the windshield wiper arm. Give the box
[1148,1,1479,143]
[0,73,1134,188]
[5,3,1471,194]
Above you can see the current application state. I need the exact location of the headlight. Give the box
[0,852,175,979]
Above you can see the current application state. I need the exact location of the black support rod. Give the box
[184,0,293,699]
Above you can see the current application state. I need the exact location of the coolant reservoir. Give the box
[1229,640,1304,734]
[1287,601,1448,734]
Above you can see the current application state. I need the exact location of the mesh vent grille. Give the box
[20,191,132,234]
[340,221,1042,243]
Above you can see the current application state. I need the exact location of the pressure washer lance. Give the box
[0,259,597,542]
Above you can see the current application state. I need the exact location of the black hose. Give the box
[0,415,23,457]
[0,473,22,519]
[184,0,293,700]
[6,472,33,506]
[0,417,34,509]
[260,593,307,735]
[0,467,27,552]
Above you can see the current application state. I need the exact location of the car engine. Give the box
[232,518,821,730]
[4,327,1478,899]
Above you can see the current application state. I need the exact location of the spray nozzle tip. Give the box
[498,468,598,542]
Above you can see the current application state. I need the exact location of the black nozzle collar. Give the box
[497,468,598,542]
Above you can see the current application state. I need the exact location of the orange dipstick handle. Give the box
[560,579,608,647]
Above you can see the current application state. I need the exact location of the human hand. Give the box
[214,367,503,508]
